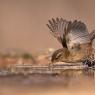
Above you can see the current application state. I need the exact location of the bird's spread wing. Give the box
[71,20,86,31]
[47,18,90,48]
[68,20,91,44]
[47,18,69,48]
[69,20,88,34]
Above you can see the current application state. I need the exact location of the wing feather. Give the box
[47,18,69,48]
[47,18,90,48]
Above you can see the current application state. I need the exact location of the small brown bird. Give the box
[47,18,95,63]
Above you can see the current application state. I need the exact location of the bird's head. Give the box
[51,48,70,62]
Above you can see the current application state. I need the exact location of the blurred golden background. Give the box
[0,0,95,53]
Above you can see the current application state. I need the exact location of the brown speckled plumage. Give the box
[47,18,95,63]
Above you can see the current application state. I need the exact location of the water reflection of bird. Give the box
[47,18,95,63]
